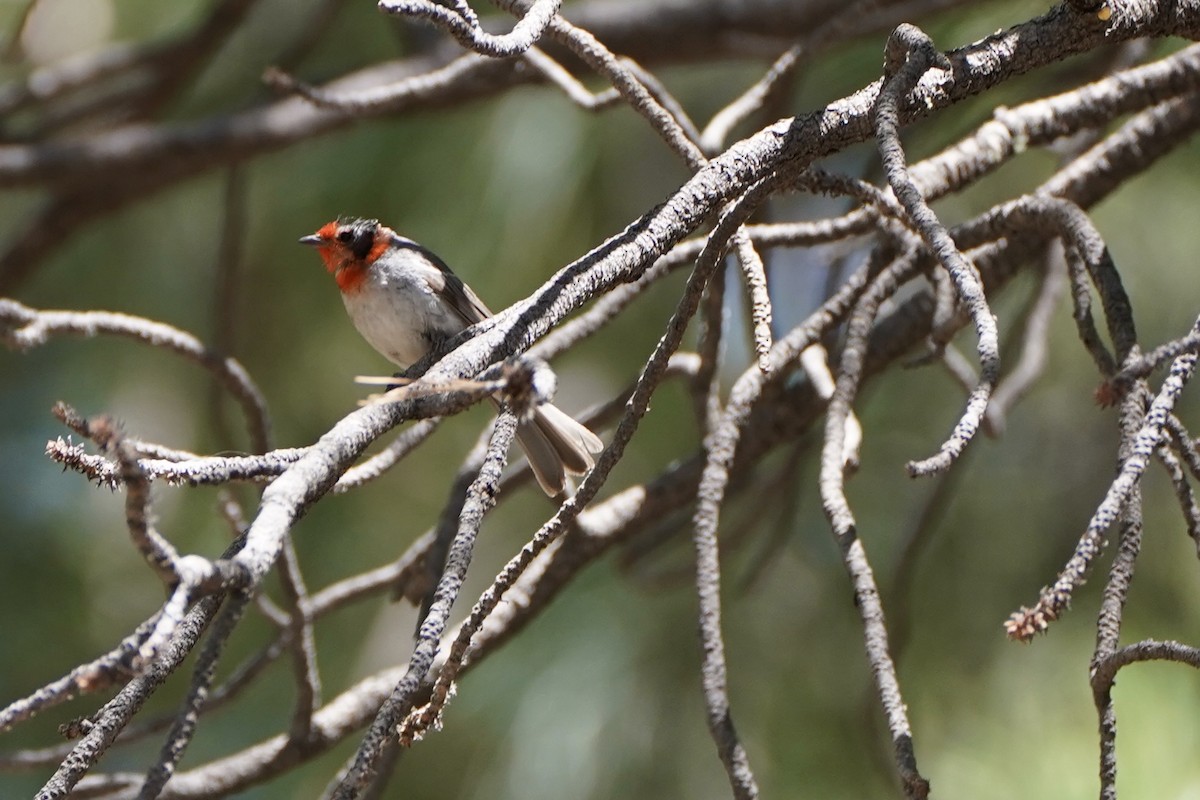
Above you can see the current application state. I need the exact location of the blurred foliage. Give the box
[2,0,1200,797]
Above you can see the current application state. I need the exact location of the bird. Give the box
[300,217,603,496]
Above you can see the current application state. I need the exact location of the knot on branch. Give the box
[497,355,557,419]
[1065,0,1114,22]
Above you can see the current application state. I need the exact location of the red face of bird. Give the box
[299,218,391,292]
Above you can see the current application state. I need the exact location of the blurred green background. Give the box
[2,0,1200,797]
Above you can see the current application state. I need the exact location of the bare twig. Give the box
[380,0,561,58]
[1007,352,1197,641]
[874,25,997,478]
[2,300,271,453]
[330,411,518,799]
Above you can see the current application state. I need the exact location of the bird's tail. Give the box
[515,403,604,496]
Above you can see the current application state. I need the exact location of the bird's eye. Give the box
[336,229,354,243]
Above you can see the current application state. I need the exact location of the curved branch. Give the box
[1,300,272,453]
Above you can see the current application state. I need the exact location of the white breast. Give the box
[340,254,467,368]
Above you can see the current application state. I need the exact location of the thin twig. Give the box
[330,411,518,799]
[874,25,997,478]
[1007,353,1196,641]
[1,300,271,453]
[380,0,562,58]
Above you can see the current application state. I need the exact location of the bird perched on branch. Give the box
[301,217,603,496]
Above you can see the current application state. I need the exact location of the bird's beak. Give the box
[298,234,323,246]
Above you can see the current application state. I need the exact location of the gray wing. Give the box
[392,235,492,326]
[434,263,492,326]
